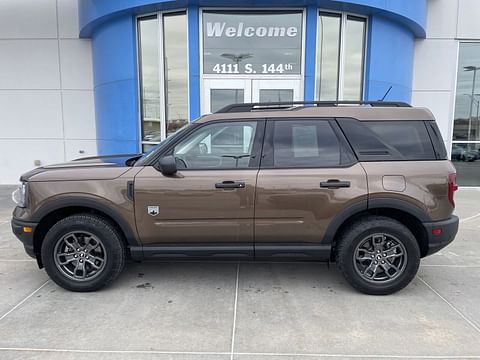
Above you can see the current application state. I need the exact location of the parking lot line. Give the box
[417,276,480,334]
[0,280,50,322]
[0,348,479,359]
[420,264,480,268]
[235,352,480,358]
[230,262,240,360]
[0,348,229,356]
[460,212,480,223]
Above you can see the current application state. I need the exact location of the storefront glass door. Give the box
[203,79,302,114]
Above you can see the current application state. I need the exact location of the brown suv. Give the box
[11,101,459,295]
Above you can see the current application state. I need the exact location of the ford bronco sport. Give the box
[11,101,459,295]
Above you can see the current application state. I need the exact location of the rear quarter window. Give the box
[338,119,437,161]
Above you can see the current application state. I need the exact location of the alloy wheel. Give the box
[53,231,107,282]
[353,233,407,283]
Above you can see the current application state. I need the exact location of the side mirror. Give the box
[157,155,177,176]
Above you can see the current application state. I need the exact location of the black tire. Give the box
[335,215,420,295]
[41,214,126,292]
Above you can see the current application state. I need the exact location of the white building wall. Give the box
[412,0,480,156]
[0,0,97,184]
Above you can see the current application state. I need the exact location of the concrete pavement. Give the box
[0,185,479,359]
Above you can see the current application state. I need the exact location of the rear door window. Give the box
[272,120,341,167]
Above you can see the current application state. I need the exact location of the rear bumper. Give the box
[422,215,459,256]
[11,217,38,259]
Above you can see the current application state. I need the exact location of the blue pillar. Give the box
[91,15,140,155]
[188,5,201,120]
[304,5,318,101]
[364,15,415,103]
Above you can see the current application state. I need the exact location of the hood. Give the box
[20,154,141,182]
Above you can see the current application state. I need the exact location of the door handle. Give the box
[320,179,351,189]
[215,181,246,189]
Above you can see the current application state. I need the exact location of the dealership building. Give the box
[0,0,480,185]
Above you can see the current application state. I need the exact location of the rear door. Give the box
[254,118,368,259]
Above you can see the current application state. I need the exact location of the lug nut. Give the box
[80,260,83,263]
[74,255,78,258]
[382,261,385,264]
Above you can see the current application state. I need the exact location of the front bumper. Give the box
[11,217,38,259]
[422,215,459,256]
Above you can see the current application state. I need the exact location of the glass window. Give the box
[173,121,258,169]
[273,120,340,167]
[338,119,436,161]
[138,12,188,148]
[343,16,366,100]
[364,121,435,160]
[211,89,244,113]
[203,11,303,75]
[317,13,341,100]
[138,16,161,142]
[164,13,189,137]
[316,12,366,101]
[452,42,480,186]
[259,89,294,103]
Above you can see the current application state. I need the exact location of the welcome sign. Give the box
[203,11,303,75]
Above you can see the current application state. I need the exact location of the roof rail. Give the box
[216,101,412,113]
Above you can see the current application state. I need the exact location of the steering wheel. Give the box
[174,156,188,169]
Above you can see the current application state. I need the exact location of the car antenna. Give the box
[379,85,393,101]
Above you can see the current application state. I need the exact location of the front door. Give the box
[134,119,265,258]
[203,79,302,114]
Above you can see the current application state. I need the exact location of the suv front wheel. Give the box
[41,214,126,292]
[336,216,420,295]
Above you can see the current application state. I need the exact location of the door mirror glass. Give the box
[157,155,178,175]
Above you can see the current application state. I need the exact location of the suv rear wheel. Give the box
[41,214,125,292]
[336,216,420,295]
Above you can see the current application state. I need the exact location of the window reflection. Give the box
[452,43,480,186]
[316,12,366,101]
[164,13,189,137]
[317,13,340,100]
[344,16,366,100]
[211,89,244,113]
[259,89,294,102]
[138,16,160,142]
[203,11,303,75]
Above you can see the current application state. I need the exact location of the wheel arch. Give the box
[32,197,140,265]
[325,199,430,260]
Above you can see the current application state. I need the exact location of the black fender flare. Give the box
[32,196,139,247]
[322,197,431,245]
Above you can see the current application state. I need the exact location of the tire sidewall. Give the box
[42,215,124,292]
[339,220,420,295]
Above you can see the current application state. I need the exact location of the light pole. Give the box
[464,66,480,142]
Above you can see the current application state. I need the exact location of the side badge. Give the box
[147,206,159,216]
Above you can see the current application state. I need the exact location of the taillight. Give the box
[448,173,458,207]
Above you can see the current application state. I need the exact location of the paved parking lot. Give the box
[0,185,479,359]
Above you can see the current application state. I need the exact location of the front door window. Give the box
[173,121,258,169]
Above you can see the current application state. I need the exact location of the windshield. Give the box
[136,123,193,165]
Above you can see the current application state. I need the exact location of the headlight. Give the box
[12,183,27,208]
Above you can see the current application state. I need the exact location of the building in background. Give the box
[0,0,479,186]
